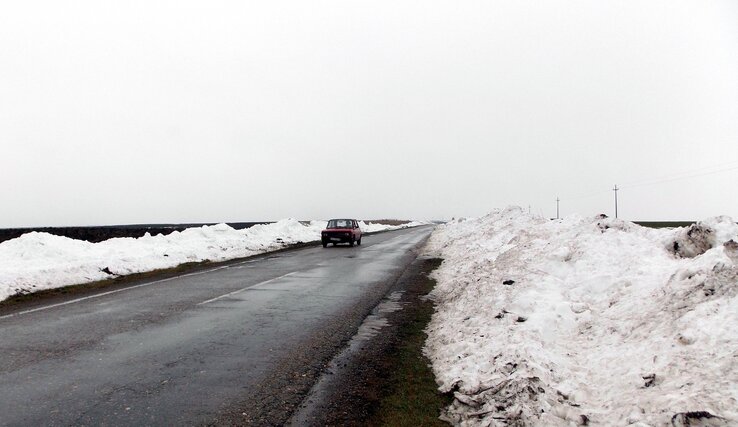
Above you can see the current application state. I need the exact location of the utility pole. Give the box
[613,185,619,219]
[556,197,560,219]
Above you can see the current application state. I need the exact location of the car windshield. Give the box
[327,219,352,228]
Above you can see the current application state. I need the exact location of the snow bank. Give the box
[424,207,738,426]
[0,219,424,302]
[358,220,427,233]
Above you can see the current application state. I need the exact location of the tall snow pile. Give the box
[424,207,738,426]
[0,219,425,302]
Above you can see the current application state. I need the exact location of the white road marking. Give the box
[197,271,298,306]
[0,266,231,321]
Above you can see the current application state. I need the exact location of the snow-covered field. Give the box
[0,219,424,302]
[424,207,738,426]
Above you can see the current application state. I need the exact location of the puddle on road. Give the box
[352,292,403,343]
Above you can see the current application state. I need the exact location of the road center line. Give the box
[197,271,298,306]
[0,266,231,321]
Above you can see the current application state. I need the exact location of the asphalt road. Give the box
[0,226,433,426]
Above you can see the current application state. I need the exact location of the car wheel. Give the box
[357,237,361,246]
[349,238,354,247]
[322,242,328,248]
[332,242,337,246]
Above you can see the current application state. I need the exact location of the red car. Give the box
[322,219,362,247]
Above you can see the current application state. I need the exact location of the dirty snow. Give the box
[0,220,424,302]
[424,207,738,426]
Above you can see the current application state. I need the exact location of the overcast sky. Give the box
[2,1,737,227]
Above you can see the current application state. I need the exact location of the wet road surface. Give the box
[0,226,433,426]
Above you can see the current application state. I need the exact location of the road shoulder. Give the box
[287,256,451,426]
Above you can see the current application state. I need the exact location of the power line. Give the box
[621,164,738,190]
[559,159,738,202]
[559,187,612,202]
[620,159,738,189]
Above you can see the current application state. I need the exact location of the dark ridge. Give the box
[0,222,272,244]
[634,221,696,229]
[0,219,420,244]
[361,219,413,226]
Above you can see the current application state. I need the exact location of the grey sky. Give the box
[2,1,737,227]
